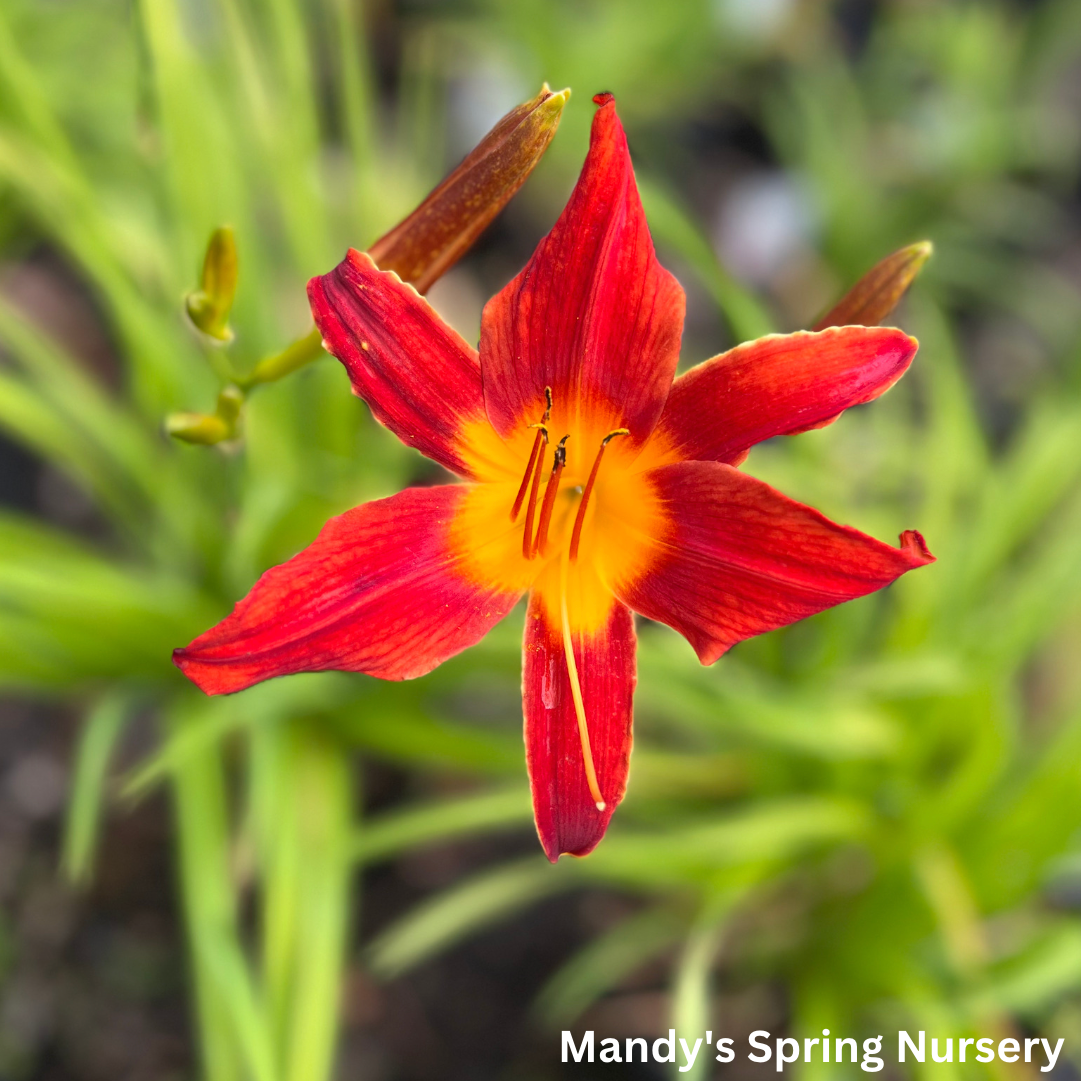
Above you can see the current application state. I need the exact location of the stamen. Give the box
[510,429,543,521]
[510,387,553,523]
[569,429,629,561]
[559,548,606,812]
[521,431,548,559]
[533,434,569,557]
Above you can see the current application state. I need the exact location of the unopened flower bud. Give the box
[186,226,239,341]
[368,84,570,293]
[166,385,244,444]
[814,241,933,330]
[165,411,232,444]
[215,384,244,426]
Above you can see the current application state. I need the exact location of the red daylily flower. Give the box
[175,93,934,861]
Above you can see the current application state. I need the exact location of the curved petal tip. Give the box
[900,529,935,564]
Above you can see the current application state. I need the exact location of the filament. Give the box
[559,548,605,812]
[533,435,568,557]
[513,386,553,531]
[521,432,548,559]
[569,429,629,562]
[510,429,543,521]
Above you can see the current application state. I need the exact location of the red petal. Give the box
[174,486,519,694]
[614,461,934,665]
[480,94,684,442]
[655,327,916,465]
[523,587,636,862]
[308,250,486,477]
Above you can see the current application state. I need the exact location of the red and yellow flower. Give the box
[175,93,933,861]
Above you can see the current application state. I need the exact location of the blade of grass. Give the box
[284,726,352,1081]
[366,858,575,978]
[352,786,532,865]
[169,699,277,1081]
[637,175,775,344]
[62,691,134,883]
[535,905,686,1028]
[670,908,729,1081]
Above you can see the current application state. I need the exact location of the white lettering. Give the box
[748,1031,772,1063]
[862,1035,884,1072]
[836,1038,857,1063]
[999,1038,1020,1063]
[599,1038,621,1063]
[976,1038,995,1062]
[1041,1038,1065,1073]
[715,1038,735,1063]
[562,1031,593,1063]
[932,1038,953,1063]
[653,1030,675,1063]
[776,1037,800,1072]
[679,1038,702,1073]
[898,1031,925,1063]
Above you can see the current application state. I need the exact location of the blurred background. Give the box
[3,0,1081,1078]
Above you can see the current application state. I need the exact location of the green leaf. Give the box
[535,905,687,1027]
[169,701,277,1081]
[62,691,133,883]
[583,798,869,888]
[354,786,533,865]
[367,859,575,978]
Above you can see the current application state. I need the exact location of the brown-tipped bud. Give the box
[813,241,933,330]
[367,84,570,294]
[186,226,239,341]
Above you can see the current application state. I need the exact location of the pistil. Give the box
[559,548,606,812]
[569,429,629,561]
[533,434,569,557]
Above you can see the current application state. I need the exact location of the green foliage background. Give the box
[3,0,1081,1077]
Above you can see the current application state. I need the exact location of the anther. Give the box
[533,434,569,557]
[569,429,629,561]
